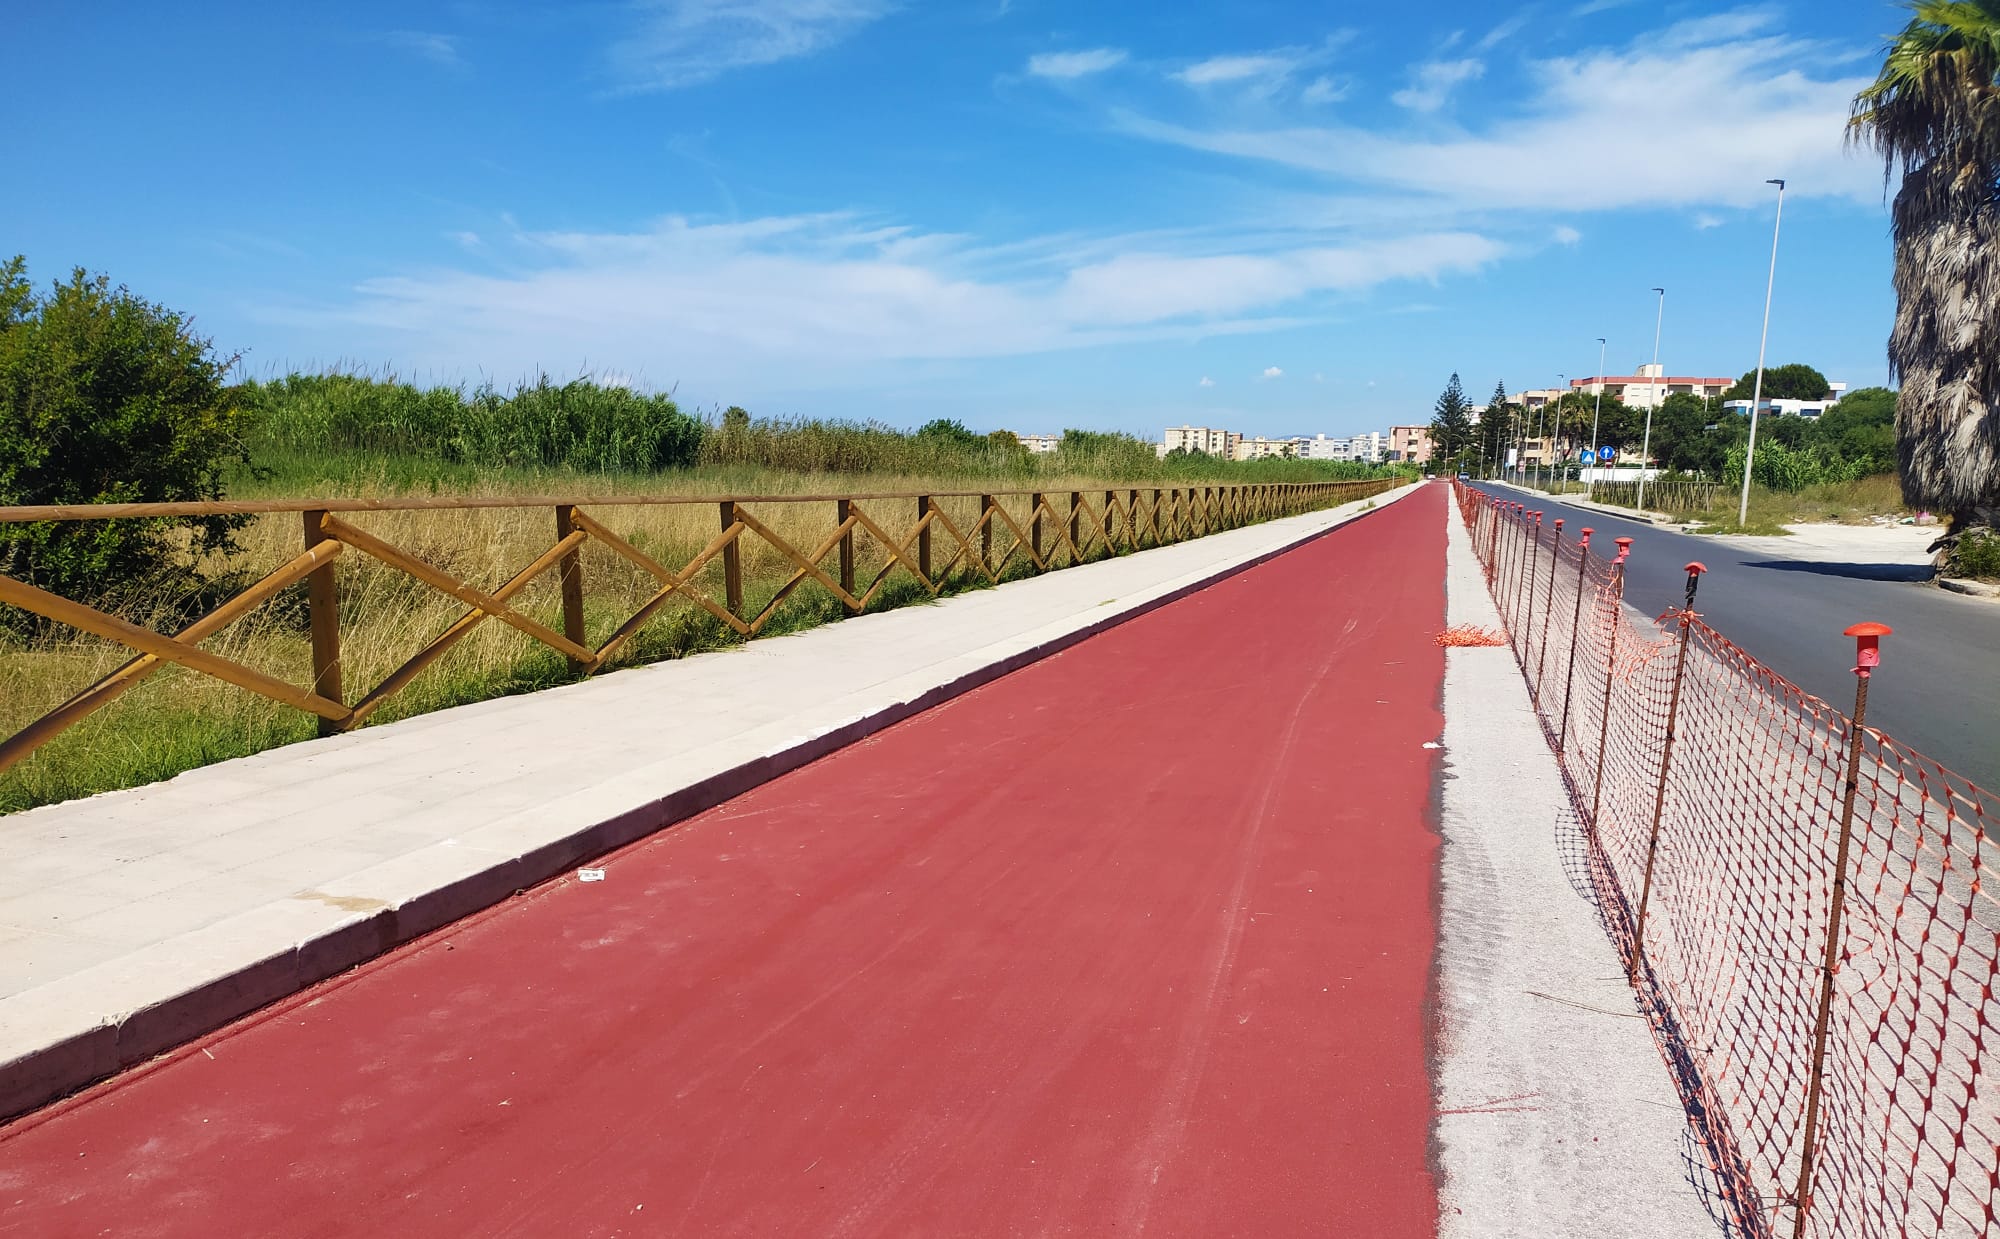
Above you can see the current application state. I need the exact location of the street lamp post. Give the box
[1636,288,1666,511]
[1738,178,1788,526]
[1588,337,1607,496]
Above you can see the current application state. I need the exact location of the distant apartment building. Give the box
[1233,435,1308,461]
[1014,433,1061,454]
[1162,425,1242,457]
[1295,433,1338,460]
[1722,384,1847,420]
[1570,363,1733,411]
[1338,431,1386,463]
[1388,425,1434,464]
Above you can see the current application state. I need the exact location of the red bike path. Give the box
[0,486,1447,1238]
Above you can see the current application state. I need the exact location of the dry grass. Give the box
[1,471,1365,813]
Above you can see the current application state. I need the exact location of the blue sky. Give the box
[5,1,1904,438]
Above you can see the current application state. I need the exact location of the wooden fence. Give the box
[1587,480,1721,513]
[0,479,1395,773]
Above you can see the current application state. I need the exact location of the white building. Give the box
[1722,383,1847,420]
[1334,431,1386,463]
[1162,425,1242,457]
[1015,433,1061,454]
[1296,433,1344,461]
[1233,435,1310,461]
[1570,363,1734,411]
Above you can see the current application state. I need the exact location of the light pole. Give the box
[1636,288,1665,511]
[1588,337,1607,495]
[1738,178,1787,526]
[1540,375,1564,491]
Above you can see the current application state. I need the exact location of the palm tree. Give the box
[1849,1,2000,571]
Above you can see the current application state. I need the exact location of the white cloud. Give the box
[383,31,462,67]
[610,0,893,91]
[1119,17,1877,212]
[1392,58,1484,112]
[1026,48,1127,79]
[1553,224,1582,245]
[284,214,1502,382]
[1178,54,1298,86]
[449,230,482,250]
[1313,372,1325,382]
[1694,212,1725,230]
[1476,12,1531,53]
[1262,366,1284,379]
[1301,75,1347,105]
[1198,375,1215,387]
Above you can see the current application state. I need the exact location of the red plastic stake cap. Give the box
[1684,562,1707,575]
[1845,621,1892,671]
[1578,526,1594,545]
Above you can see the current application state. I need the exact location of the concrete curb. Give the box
[1940,577,2000,600]
[0,483,1424,1124]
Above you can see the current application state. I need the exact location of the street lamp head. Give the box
[1767,178,1786,189]
[1652,286,1665,295]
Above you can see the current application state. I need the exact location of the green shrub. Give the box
[0,257,252,630]
[241,371,704,473]
[1955,528,2000,580]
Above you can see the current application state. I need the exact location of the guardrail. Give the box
[0,479,1395,775]
[1453,482,1996,1239]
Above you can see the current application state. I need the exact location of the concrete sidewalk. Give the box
[0,482,1420,1121]
[1432,496,1723,1237]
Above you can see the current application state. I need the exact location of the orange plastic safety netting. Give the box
[1454,481,2000,1239]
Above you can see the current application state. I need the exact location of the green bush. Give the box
[1955,528,2000,580]
[241,371,704,473]
[0,257,251,629]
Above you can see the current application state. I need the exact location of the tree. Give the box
[1430,372,1475,469]
[0,259,252,630]
[1721,363,1832,402]
[1477,382,1513,477]
[1850,1,2000,569]
[1650,392,1732,476]
[1812,386,1897,474]
[915,417,984,450]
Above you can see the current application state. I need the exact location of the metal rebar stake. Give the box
[1557,528,1593,755]
[1790,621,1890,1238]
[1629,562,1705,982]
[1588,537,1634,834]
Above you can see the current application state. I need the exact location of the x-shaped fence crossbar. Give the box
[0,479,1392,774]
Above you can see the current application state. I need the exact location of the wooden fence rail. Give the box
[0,479,1395,773]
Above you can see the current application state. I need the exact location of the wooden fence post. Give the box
[837,499,857,608]
[1069,491,1082,560]
[554,505,588,673]
[1031,492,1044,564]
[302,510,342,736]
[719,500,744,618]
[980,494,994,571]
[917,494,933,582]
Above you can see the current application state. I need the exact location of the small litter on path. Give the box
[1435,625,1508,648]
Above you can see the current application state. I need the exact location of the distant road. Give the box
[1495,485,2000,791]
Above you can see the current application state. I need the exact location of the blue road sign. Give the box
[1597,446,1615,462]
[1578,449,1593,462]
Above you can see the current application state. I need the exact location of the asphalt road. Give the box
[1498,485,1999,791]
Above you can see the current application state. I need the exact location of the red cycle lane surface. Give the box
[1,486,1446,1238]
